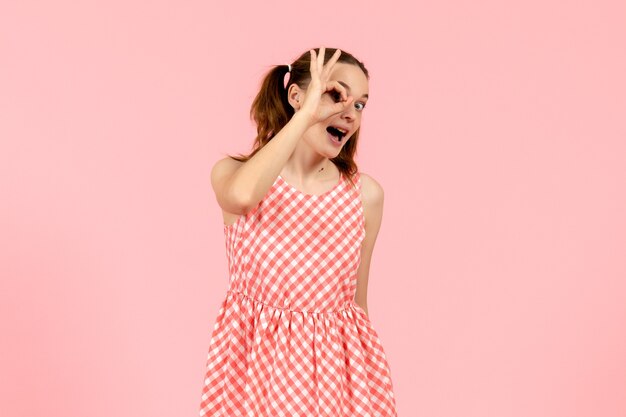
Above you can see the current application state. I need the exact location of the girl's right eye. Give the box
[330,90,341,102]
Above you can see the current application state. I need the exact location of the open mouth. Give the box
[326,126,348,142]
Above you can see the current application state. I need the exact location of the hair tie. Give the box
[286,64,291,72]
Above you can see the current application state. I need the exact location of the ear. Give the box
[287,84,304,111]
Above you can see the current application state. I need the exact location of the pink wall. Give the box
[1,1,625,416]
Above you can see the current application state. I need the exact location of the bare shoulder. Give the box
[211,156,247,221]
[359,172,384,207]
[358,172,384,229]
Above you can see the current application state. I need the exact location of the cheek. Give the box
[303,124,328,143]
[315,123,329,137]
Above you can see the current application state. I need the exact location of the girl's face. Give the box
[305,63,369,156]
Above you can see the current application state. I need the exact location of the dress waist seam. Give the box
[226,289,355,315]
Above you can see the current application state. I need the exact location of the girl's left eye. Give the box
[355,102,366,111]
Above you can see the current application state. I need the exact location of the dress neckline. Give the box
[277,172,343,198]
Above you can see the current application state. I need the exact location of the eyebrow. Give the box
[337,80,369,99]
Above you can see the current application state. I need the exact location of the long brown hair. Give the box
[226,47,369,190]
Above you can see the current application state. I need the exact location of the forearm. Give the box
[231,110,312,207]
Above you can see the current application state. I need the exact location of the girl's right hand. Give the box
[298,47,355,126]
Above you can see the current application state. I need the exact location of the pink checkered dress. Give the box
[199,171,398,417]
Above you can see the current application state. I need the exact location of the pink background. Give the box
[1,1,625,416]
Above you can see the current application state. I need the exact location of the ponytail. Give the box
[227,47,369,191]
[249,65,294,144]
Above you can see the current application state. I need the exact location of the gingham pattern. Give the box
[199,171,398,417]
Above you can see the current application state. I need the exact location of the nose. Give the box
[341,103,357,122]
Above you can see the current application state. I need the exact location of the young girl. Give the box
[199,47,398,417]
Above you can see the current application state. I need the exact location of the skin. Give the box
[212,48,384,317]
[282,61,369,188]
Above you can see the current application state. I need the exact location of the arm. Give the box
[210,110,311,216]
[210,48,353,216]
[354,173,384,317]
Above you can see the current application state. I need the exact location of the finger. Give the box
[317,47,325,73]
[323,49,342,75]
[309,49,318,77]
[329,96,355,117]
[327,80,348,102]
